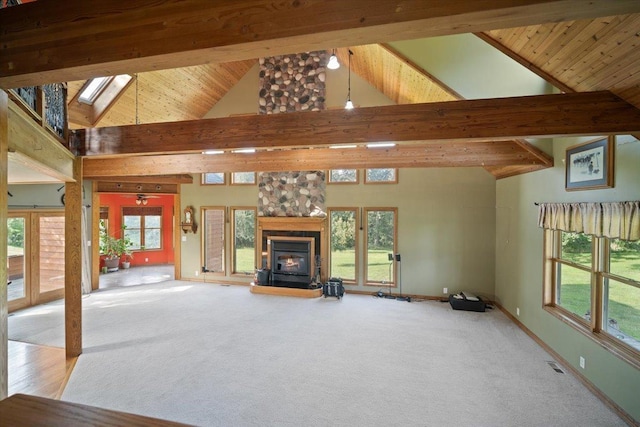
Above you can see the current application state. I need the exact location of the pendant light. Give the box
[345,49,354,109]
[327,49,340,70]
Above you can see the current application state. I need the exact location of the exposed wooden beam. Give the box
[74,91,640,157]
[2,1,640,88]
[94,175,193,185]
[94,182,178,194]
[83,141,548,178]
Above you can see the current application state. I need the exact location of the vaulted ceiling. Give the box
[2,1,640,181]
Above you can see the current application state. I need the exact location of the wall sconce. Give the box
[181,206,197,233]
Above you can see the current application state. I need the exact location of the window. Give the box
[122,206,162,250]
[544,230,640,365]
[365,168,397,183]
[202,207,225,273]
[364,208,397,286]
[231,172,256,185]
[329,169,358,184]
[231,208,256,274]
[78,77,111,105]
[328,208,358,282]
[202,173,225,185]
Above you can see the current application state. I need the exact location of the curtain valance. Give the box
[537,201,640,241]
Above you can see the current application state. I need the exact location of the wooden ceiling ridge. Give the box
[2,1,640,88]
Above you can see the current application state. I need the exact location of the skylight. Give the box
[78,76,111,105]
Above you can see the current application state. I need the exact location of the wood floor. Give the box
[8,340,75,399]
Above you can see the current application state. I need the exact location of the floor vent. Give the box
[547,361,564,373]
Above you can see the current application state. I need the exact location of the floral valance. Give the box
[537,201,640,241]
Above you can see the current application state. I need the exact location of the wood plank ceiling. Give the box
[4,3,639,180]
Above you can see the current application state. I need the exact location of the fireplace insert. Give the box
[270,238,313,288]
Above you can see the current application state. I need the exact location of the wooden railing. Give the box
[8,83,69,148]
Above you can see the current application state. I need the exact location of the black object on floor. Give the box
[449,293,486,312]
[323,278,345,299]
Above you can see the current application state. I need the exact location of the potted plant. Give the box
[100,224,134,272]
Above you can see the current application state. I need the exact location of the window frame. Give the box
[543,229,640,369]
[201,206,226,275]
[363,207,398,287]
[230,172,256,185]
[230,206,257,276]
[121,206,163,250]
[364,168,398,184]
[327,169,359,184]
[201,172,226,185]
[327,207,359,283]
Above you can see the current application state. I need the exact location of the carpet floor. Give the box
[8,281,627,426]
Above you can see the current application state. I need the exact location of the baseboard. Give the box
[495,303,638,427]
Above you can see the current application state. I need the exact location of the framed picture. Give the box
[565,136,614,191]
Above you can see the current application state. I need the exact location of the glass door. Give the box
[7,211,65,311]
[7,216,27,311]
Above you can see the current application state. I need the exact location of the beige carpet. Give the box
[9,281,627,426]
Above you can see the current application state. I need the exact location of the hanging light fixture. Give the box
[327,49,340,70]
[345,49,354,109]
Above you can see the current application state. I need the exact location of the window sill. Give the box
[543,305,640,370]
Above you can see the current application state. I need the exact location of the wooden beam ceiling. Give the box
[73,91,640,157]
[2,1,640,88]
[83,141,549,179]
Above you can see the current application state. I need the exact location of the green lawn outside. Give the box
[560,250,640,342]
[235,247,256,274]
[330,249,393,284]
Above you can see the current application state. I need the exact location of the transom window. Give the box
[202,172,225,185]
[329,169,358,184]
[365,168,397,184]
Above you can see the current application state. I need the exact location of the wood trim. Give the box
[83,141,551,178]
[326,208,359,283]
[173,192,181,281]
[2,1,640,89]
[497,303,639,426]
[229,207,257,275]
[363,207,398,287]
[0,89,8,400]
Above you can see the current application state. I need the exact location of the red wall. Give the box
[99,194,175,266]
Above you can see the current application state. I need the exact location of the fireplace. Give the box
[257,217,327,286]
[269,237,315,288]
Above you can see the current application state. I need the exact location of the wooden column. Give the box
[64,157,82,358]
[0,90,8,399]
[91,181,100,291]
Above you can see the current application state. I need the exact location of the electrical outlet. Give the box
[579,356,585,369]
[443,287,448,294]
[182,235,187,242]
[516,307,520,316]
[145,258,149,262]
[195,270,199,276]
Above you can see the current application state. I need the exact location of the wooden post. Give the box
[0,90,8,399]
[64,157,83,358]
[91,181,100,291]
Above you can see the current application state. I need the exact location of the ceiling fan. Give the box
[122,193,161,205]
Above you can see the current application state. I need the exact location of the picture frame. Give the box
[565,136,614,191]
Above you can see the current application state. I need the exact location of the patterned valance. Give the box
[537,201,640,241]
